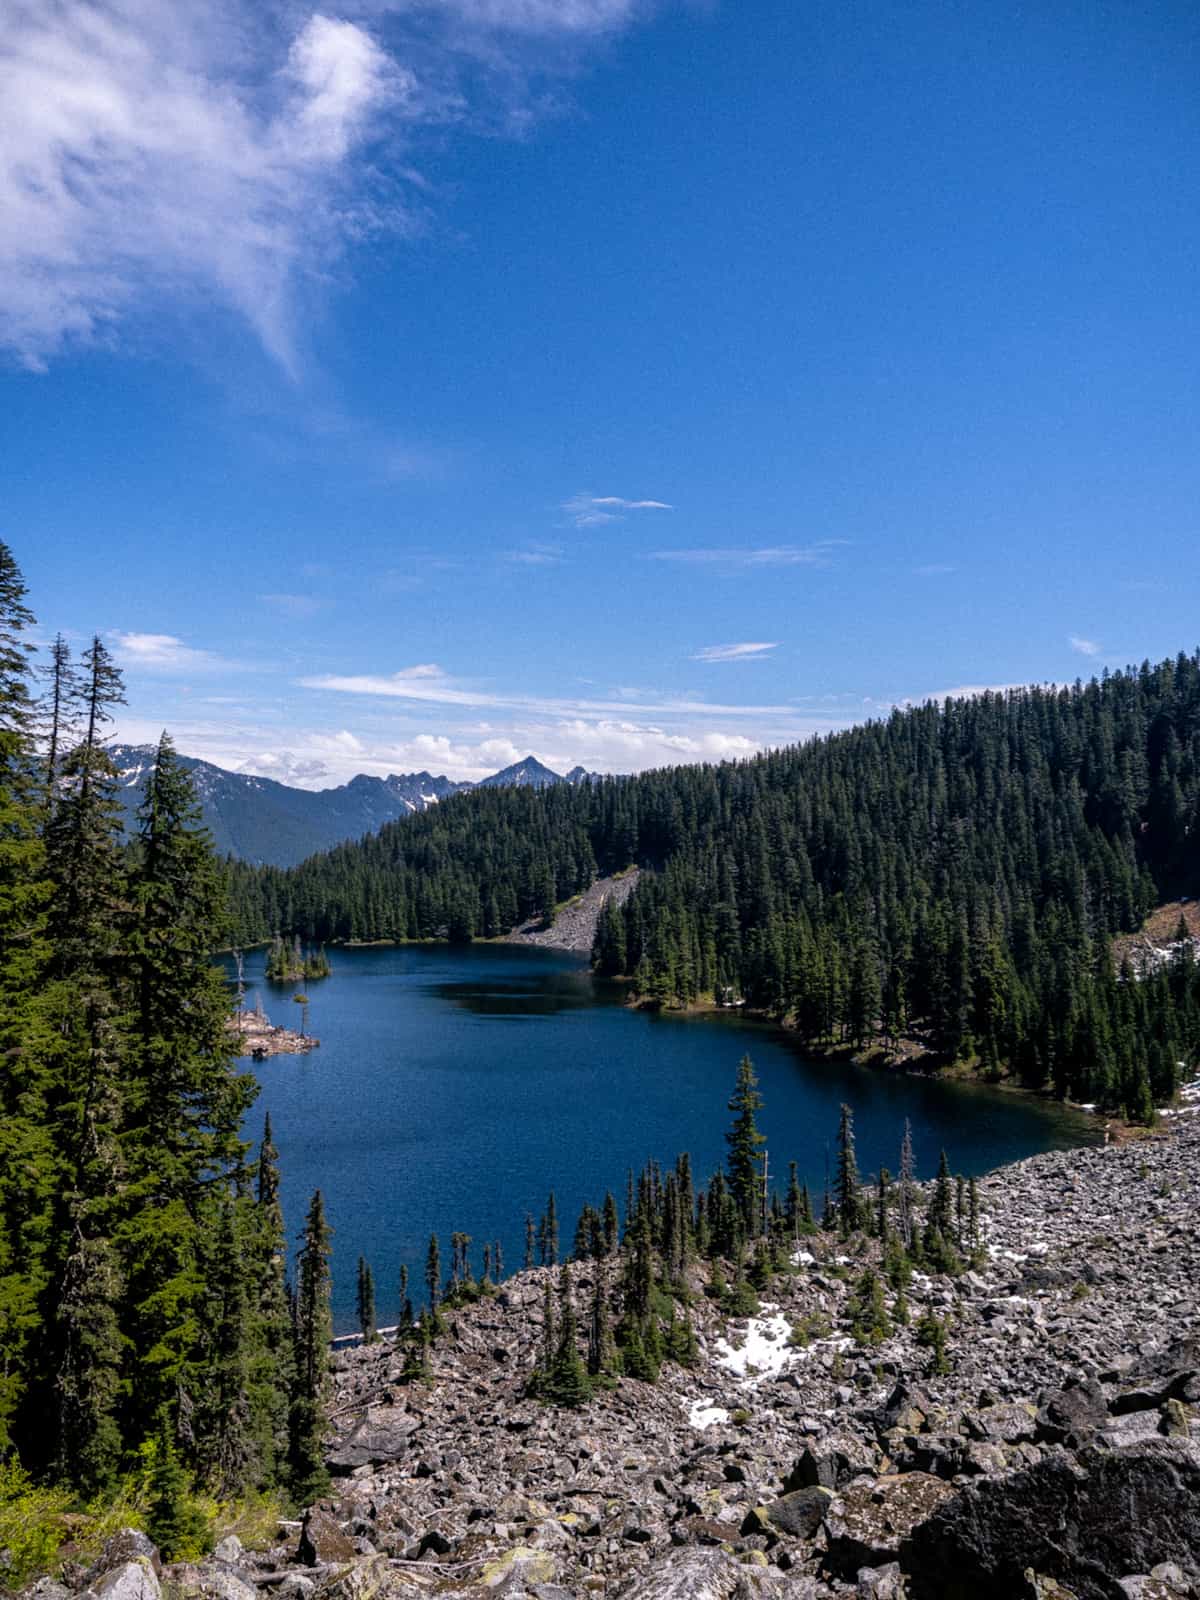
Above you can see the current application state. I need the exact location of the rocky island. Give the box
[50,1088,1200,1600]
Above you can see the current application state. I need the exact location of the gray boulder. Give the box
[89,1534,162,1581]
[763,1485,834,1537]
[613,1547,791,1597]
[903,1439,1200,1600]
[94,1562,161,1600]
[788,1434,878,1490]
[298,1507,357,1566]
[824,1474,956,1578]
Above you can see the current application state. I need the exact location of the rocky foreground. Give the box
[43,1092,1200,1600]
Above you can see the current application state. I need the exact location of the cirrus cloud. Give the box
[691,641,778,663]
[0,2,410,371]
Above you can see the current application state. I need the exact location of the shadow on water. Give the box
[225,942,1097,1332]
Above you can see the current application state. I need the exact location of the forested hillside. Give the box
[229,654,1200,1119]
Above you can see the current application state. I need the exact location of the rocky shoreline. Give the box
[28,1088,1200,1600]
[228,1009,319,1058]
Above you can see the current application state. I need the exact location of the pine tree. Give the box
[425,1234,442,1327]
[145,1411,208,1561]
[849,1267,891,1346]
[0,544,53,1456]
[247,1114,293,1490]
[835,1104,862,1236]
[356,1257,378,1343]
[289,1190,333,1504]
[543,1265,591,1407]
[587,1263,617,1378]
[898,1120,916,1248]
[725,1055,766,1232]
[546,1192,559,1266]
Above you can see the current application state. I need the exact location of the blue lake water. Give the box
[229,943,1096,1332]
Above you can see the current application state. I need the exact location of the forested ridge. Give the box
[229,653,1200,1120]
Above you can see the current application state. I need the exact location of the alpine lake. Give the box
[229,943,1097,1333]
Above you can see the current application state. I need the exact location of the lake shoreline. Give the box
[625,986,1129,1140]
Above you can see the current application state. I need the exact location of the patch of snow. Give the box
[714,1304,794,1385]
[792,1249,816,1267]
[687,1401,730,1430]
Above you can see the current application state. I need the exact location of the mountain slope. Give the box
[110,746,599,867]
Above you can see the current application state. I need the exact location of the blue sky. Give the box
[3,0,1198,783]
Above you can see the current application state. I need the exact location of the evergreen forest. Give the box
[227,653,1200,1119]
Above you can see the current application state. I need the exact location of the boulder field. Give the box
[29,1097,1200,1599]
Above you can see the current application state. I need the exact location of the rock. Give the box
[480,1547,559,1592]
[93,1562,161,1600]
[763,1485,834,1537]
[1036,1379,1109,1448]
[1095,1412,1166,1450]
[1117,1571,1193,1600]
[196,1574,257,1600]
[212,1537,244,1565]
[328,1419,420,1473]
[298,1507,357,1567]
[21,1582,72,1600]
[824,1475,956,1577]
[788,1434,878,1490]
[89,1534,162,1581]
[903,1439,1200,1600]
[612,1546,787,1597]
[276,1580,317,1600]
[963,1401,1038,1446]
[857,1565,907,1599]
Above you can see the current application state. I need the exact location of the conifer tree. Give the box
[602,1192,620,1256]
[587,1263,617,1378]
[835,1103,862,1236]
[546,1191,559,1266]
[0,544,53,1456]
[356,1257,377,1343]
[725,1055,766,1232]
[898,1120,916,1248]
[544,1264,590,1407]
[289,1190,333,1504]
[425,1234,442,1327]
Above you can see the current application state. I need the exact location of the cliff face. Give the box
[26,1092,1200,1599]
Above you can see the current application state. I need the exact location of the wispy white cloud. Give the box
[414,0,643,33]
[649,543,843,567]
[692,641,778,663]
[394,662,444,678]
[0,2,410,371]
[0,0,659,371]
[1069,634,1101,657]
[110,629,232,673]
[562,492,673,528]
[507,541,563,565]
[300,665,804,720]
[261,592,322,618]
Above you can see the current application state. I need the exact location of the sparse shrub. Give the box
[0,1459,72,1587]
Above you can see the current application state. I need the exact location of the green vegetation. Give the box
[265,934,330,982]
[0,546,322,1566]
[228,653,1200,1117]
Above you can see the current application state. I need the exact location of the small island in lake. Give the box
[265,933,332,982]
[228,994,319,1057]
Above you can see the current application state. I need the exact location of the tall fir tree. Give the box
[289,1190,333,1505]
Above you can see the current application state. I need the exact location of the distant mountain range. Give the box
[110,746,601,868]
